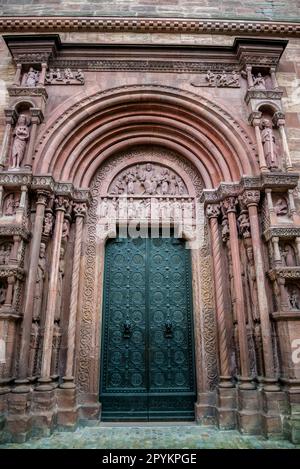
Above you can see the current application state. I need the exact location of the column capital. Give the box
[205,203,221,219]
[54,196,70,212]
[242,190,260,207]
[36,190,51,206]
[249,111,262,127]
[73,202,87,218]
[222,196,238,214]
[4,108,17,125]
[272,110,285,128]
[29,108,44,124]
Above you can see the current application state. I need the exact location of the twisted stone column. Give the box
[38,196,69,391]
[249,111,268,173]
[206,204,232,388]
[24,109,43,170]
[222,197,254,389]
[61,202,87,389]
[243,190,279,390]
[0,109,17,170]
[16,191,49,385]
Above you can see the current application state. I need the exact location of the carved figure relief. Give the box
[0,243,12,265]
[45,68,84,85]
[0,281,6,306]
[43,212,54,237]
[10,114,31,169]
[191,70,240,88]
[246,246,259,322]
[98,196,194,222]
[260,119,280,171]
[55,247,65,323]
[280,243,296,267]
[109,163,188,196]
[237,212,251,238]
[21,67,40,87]
[3,193,21,216]
[287,285,300,310]
[28,321,39,378]
[62,219,70,240]
[252,72,266,90]
[32,243,46,322]
[274,197,289,216]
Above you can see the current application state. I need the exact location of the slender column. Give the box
[24,109,42,170]
[222,197,254,388]
[61,202,87,389]
[273,112,293,171]
[9,235,21,265]
[270,67,279,89]
[272,236,282,266]
[243,190,279,390]
[246,65,254,88]
[13,63,22,86]
[17,191,49,383]
[0,110,16,170]
[249,112,268,172]
[0,186,4,213]
[295,238,300,264]
[3,276,15,308]
[206,204,233,388]
[38,196,69,390]
[38,63,47,86]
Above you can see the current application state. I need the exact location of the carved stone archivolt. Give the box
[76,145,214,396]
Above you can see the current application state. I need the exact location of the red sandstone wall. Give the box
[0,31,299,172]
[0,1,299,21]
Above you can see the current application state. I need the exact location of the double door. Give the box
[100,235,196,421]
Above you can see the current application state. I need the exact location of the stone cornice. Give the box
[0,17,299,37]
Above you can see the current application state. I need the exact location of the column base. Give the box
[56,386,78,430]
[237,388,261,434]
[6,390,32,443]
[30,388,56,438]
[36,377,53,392]
[12,379,31,394]
[260,388,286,438]
[194,391,217,426]
[238,376,256,390]
[60,376,76,389]
[216,386,237,430]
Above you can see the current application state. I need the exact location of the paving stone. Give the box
[0,424,300,449]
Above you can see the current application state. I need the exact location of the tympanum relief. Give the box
[109,163,188,196]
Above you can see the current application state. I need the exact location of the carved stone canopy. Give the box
[108,162,188,197]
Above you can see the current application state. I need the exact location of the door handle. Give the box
[123,320,132,338]
[164,320,173,338]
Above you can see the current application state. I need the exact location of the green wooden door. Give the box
[100,235,196,421]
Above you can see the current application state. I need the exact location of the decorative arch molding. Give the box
[34,84,259,188]
[76,142,218,398]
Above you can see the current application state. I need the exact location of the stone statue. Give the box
[22,67,39,87]
[206,70,215,86]
[55,247,65,323]
[0,282,6,306]
[3,193,20,216]
[274,197,288,216]
[43,212,54,237]
[10,114,30,169]
[176,176,186,195]
[252,72,266,90]
[246,246,259,322]
[125,170,136,194]
[33,243,46,321]
[281,244,296,267]
[221,217,230,242]
[64,68,74,81]
[160,168,170,195]
[62,219,70,240]
[260,119,280,170]
[289,287,300,310]
[238,213,251,238]
[0,243,11,265]
[75,69,84,83]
